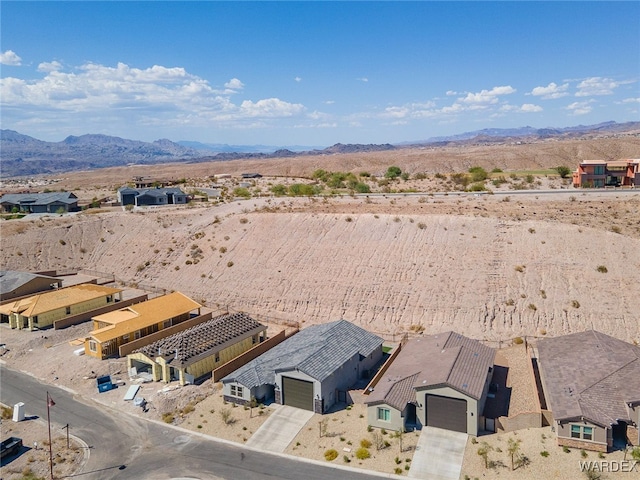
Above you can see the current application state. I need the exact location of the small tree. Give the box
[477,441,493,469]
[385,166,402,179]
[508,437,521,470]
[555,165,572,178]
[392,428,405,453]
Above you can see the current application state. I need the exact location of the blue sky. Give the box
[1,1,638,146]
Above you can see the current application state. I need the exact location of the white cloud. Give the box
[445,90,458,96]
[575,77,619,97]
[520,103,543,112]
[530,82,569,99]
[1,50,22,66]
[1,61,306,130]
[323,100,335,105]
[37,61,63,73]
[294,76,302,82]
[566,100,593,115]
[357,77,369,82]
[621,97,640,104]
[224,78,244,90]
[240,98,305,118]
[460,86,516,105]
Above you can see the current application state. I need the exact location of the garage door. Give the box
[282,377,314,411]
[425,394,467,433]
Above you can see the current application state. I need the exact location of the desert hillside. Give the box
[2,192,639,344]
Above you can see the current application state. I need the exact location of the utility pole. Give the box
[47,391,56,480]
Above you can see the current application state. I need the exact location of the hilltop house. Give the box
[0,192,79,213]
[127,312,267,385]
[0,284,123,330]
[117,187,189,207]
[537,331,640,452]
[84,292,202,359]
[572,159,640,188]
[365,332,495,436]
[222,320,383,413]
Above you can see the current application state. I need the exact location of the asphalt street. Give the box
[0,365,391,480]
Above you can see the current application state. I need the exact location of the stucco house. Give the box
[0,270,62,302]
[572,159,640,188]
[84,292,202,359]
[0,192,79,213]
[127,312,267,385]
[0,284,123,330]
[365,332,495,436]
[537,330,640,452]
[117,187,189,206]
[221,320,383,413]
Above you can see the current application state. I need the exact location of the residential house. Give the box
[572,159,640,188]
[0,284,123,330]
[117,187,189,206]
[0,192,79,213]
[537,330,640,452]
[222,320,383,413]
[365,332,495,436]
[0,270,62,302]
[84,292,202,359]
[127,312,267,385]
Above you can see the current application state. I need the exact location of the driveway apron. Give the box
[408,427,467,480]
[246,405,314,453]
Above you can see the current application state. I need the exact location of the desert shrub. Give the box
[394,467,403,475]
[232,187,251,198]
[467,182,486,192]
[528,303,537,311]
[227,261,234,268]
[571,300,580,309]
[360,438,372,448]
[220,408,235,425]
[1,406,13,419]
[468,166,488,182]
[354,182,371,193]
[540,450,550,457]
[270,184,287,196]
[162,412,175,423]
[288,183,318,196]
[596,265,608,273]
[343,455,351,463]
[563,446,571,453]
[513,337,524,345]
[385,166,402,179]
[611,225,621,234]
[395,456,401,464]
[505,298,515,306]
[555,165,571,178]
[355,447,371,460]
[514,265,524,272]
[492,176,508,186]
[324,449,338,461]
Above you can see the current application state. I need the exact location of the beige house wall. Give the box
[127,352,163,381]
[185,336,255,381]
[367,403,405,431]
[12,295,114,330]
[557,421,608,451]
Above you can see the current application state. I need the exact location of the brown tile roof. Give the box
[0,284,122,317]
[537,330,640,427]
[133,312,266,368]
[90,292,201,343]
[366,332,495,408]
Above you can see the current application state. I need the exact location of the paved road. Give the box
[0,365,392,480]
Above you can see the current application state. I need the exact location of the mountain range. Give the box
[1,121,638,178]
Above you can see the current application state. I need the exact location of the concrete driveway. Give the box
[408,427,468,480]
[246,405,314,453]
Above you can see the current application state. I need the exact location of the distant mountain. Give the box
[409,121,640,145]
[2,121,638,178]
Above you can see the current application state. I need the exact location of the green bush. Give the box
[354,182,371,193]
[232,187,251,198]
[270,184,287,196]
[355,447,371,460]
[324,449,338,461]
[468,166,488,182]
[385,166,402,179]
[540,450,550,457]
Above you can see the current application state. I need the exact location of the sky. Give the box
[1,1,639,147]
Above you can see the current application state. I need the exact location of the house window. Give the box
[107,295,113,303]
[571,424,594,441]
[230,385,244,397]
[134,331,141,340]
[33,316,38,324]
[163,320,172,329]
[122,334,129,342]
[215,353,220,362]
[89,341,97,353]
[594,166,605,175]
[66,306,71,315]
[377,407,391,422]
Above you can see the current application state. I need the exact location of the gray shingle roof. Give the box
[0,270,60,296]
[537,330,640,427]
[133,312,266,368]
[366,332,495,408]
[222,320,383,388]
[0,192,78,205]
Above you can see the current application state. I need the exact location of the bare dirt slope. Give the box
[2,192,639,344]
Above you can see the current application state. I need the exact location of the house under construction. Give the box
[126,312,267,385]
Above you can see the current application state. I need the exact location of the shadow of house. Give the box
[0,192,79,213]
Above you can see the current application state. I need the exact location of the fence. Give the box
[362,342,404,395]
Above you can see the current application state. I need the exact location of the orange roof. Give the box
[89,292,201,343]
[0,284,122,317]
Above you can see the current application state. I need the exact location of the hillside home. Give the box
[365,332,495,436]
[0,284,123,330]
[0,192,79,213]
[572,159,640,188]
[117,187,189,207]
[222,320,383,413]
[0,270,62,302]
[537,331,640,452]
[127,312,267,385]
[84,292,202,359]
